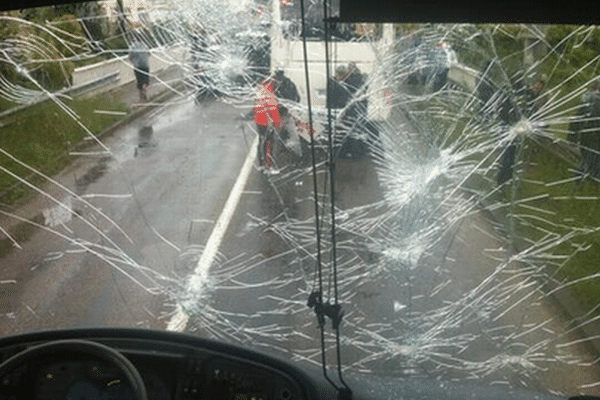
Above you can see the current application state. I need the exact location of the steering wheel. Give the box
[0,339,147,400]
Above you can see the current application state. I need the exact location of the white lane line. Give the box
[93,110,128,116]
[167,134,259,332]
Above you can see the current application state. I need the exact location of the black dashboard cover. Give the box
[0,328,571,400]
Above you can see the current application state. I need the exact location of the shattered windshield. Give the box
[1,0,600,396]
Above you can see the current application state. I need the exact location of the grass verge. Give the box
[514,139,600,313]
[402,85,600,317]
[0,93,130,205]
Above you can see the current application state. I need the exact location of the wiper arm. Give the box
[298,0,352,399]
[307,291,344,330]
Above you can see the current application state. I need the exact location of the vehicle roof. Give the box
[1,0,598,25]
[338,0,599,24]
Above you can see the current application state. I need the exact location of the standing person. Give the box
[523,74,547,118]
[247,33,271,84]
[497,75,546,187]
[190,30,207,70]
[272,67,300,104]
[344,62,368,125]
[478,60,514,123]
[327,63,369,159]
[345,62,363,95]
[129,39,150,102]
[327,65,351,110]
[570,81,600,179]
[253,68,300,173]
[327,63,367,127]
[254,77,280,172]
[190,30,212,103]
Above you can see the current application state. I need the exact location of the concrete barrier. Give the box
[448,62,480,93]
[72,45,187,88]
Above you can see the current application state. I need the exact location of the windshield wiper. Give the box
[299,0,351,399]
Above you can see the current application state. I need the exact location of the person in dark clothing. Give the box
[247,34,271,84]
[345,62,363,95]
[570,81,600,179]
[190,31,212,102]
[327,63,370,159]
[327,65,351,110]
[478,61,514,124]
[496,81,518,187]
[327,63,368,123]
[272,68,300,104]
[495,74,546,186]
[344,62,368,125]
[190,32,207,69]
[129,40,150,102]
[523,75,547,118]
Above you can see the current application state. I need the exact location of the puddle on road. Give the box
[75,156,111,194]
[134,125,157,158]
[41,155,112,228]
[0,281,16,315]
[43,196,73,227]
[0,214,44,259]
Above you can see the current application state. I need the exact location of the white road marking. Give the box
[80,194,133,199]
[167,135,259,332]
[93,110,128,116]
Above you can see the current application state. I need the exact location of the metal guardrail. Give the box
[448,62,479,93]
[0,45,187,127]
[64,71,120,97]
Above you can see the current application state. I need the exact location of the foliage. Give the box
[0,3,115,93]
[544,25,600,95]
[516,139,600,313]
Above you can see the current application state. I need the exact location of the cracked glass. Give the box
[0,0,600,397]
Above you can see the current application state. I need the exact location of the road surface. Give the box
[0,95,598,395]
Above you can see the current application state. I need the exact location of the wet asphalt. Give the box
[0,96,599,395]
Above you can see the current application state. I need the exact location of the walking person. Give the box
[129,39,150,102]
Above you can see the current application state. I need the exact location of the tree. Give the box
[75,2,109,52]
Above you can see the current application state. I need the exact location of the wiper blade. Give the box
[299,0,352,398]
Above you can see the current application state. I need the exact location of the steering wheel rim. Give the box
[0,339,147,400]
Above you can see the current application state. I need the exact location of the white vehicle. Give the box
[270,0,394,142]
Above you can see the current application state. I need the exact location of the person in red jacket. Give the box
[254,78,282,172]
[253,68,299,173]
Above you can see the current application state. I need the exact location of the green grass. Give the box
[396,24,600,316]
[513,140,600,313]
[403,85,600,315]
[0,98,18,113]
[0,94,130,204]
